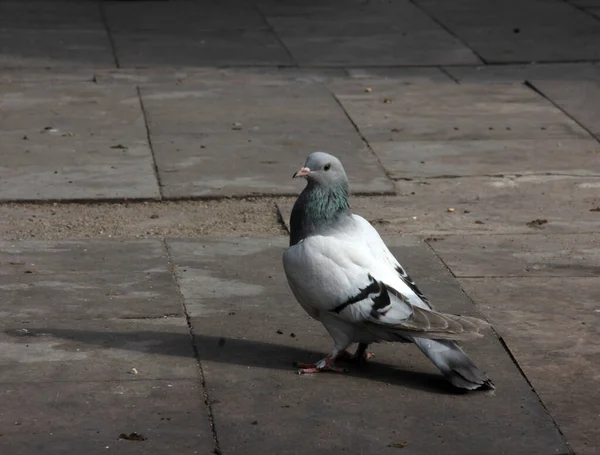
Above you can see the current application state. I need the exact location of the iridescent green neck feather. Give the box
[289,181,351,246]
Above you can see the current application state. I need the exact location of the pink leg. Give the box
[294,356,348,374]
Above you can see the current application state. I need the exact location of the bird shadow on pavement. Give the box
[6,327,464,395]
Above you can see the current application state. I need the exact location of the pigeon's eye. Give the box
[324,163,331,171]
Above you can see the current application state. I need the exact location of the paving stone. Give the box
[0,240,182,319]
[427,233,600,277]
[329,82,590,142]
[278,175,600,236]
[264,2,480,66]
[371,138,600,178]
[104,0,268,32]
[417,0,600,62]
[152,133,393,198]
[0,318,197,382]
[141,79,355,136]
[530,80,600,139]
[0,83,159,200]
[445,62,600,83]
[460,277,600,455]
[112,30,292,67]
[0,380,214,455]
[0,30,114,68]
[345,67,452,82]
[168,237,568,455]
[0,1,105,31]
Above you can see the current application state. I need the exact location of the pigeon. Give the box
[282,152,494,390]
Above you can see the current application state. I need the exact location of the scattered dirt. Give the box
[590,207,600,212]
[388,441,408,448]
[526,219,548,228]
[0,198,290,240]
[119,432,147,441]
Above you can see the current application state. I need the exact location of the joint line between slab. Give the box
[99,2,120,68]
[523,80,600,144]
[136,86,164,199]
[408,0,486,65]
[162,238,222,455]
[437,66,460,83]
[326,87,396,187]
[255,5,298,66]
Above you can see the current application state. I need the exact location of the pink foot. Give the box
[294,357,348,374]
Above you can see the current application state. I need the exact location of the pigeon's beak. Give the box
[293,167,311,178]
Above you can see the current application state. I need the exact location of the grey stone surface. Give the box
[345,67,452,82]
[0,1,105,31]
[0,380,214,455]
[0,240,183,319]
[417,0,600,62]
[103,1,268,32]
[371,138,600,178]
[445,62,600,83]
[168,237,568,455]
[141,78,356,136]
[427,233,600,277]
[263,1,481,66]
[0,30,114,68]
[112,30,292,68]
[278,175,600,236]
[329,82,590,142]
[530,80,600,139]
[460,277,600,455]
[0,83,159,201]
[152,133,393,198]
[0,317,197,382]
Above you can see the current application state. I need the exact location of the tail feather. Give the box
[412,337,495,390]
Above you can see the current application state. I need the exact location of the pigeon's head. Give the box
[293,152,348,187]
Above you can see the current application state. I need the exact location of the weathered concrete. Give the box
[345,67,452,82]
[262,1,481,66]
[329,82,590,142]
[0,380,214,455]
[0,2,105,31]
[167,237,568,455]
[0,317,197,382]
[417,0,600,63]
[460,277,600,455]
[0,30,114,68]
[0,83,159,201]
[279,176,600,235]
[0,240,183,319]
[152,133,393,198]
[445,62,600,83]
[371,138,600,178]
[426,233,600,277]
[529,80,600,140]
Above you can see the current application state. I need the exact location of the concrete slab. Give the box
[371,138,600,178]
[140,80,356,136]
[277,175,600,236]
[445,63,600,83]
[168,237,568,455]
[0,318,197,382]
[0,240,183,319]
[329,82,590,142]
[0,83,159,201]
[0,1,105,31]
[0,30,114,68]
[264,2,480,66]
[417,0,600,63]
[0,380,214,455]
[460,277,600,455]
[0,68,96,84]
[345,67,452,82]
[529,80,600,139]
[152,133,393,198]
[427,233,600,277]
[103,0,268,32]
[112,30,292,67]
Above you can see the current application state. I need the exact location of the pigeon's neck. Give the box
[290,181,351,245]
